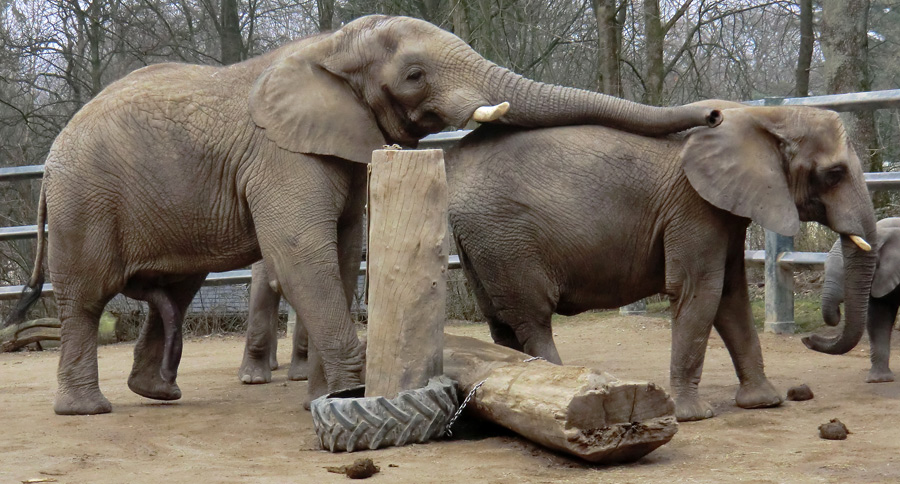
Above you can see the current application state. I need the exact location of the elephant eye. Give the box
[406,69,424,82]
[821,165,847,188]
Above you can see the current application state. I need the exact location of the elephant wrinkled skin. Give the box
[245,102,877,422]
[4,15,722,416]
[821,217,900,383]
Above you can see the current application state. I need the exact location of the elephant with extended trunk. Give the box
[820,217,900,383]
[3,15,721,416]
[243,101,877,422]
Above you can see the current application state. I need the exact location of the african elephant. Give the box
[4,15,722,416]
[821,217,900,383]
[445,103,877,421]
[240,102,877,422]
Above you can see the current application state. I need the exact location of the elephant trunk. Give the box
[481,65,721,135]
[820,240,845,327]
[804,234,877,354]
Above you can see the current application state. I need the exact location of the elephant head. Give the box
[823,218,900,324]
[680,105,878,355]
[249,15,721,165]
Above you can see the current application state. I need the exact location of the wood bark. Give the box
[593,0,623,96]
[219,0,243,64]
[643,0,665,106]
[365,149,448,399]
[317,0,335,32]
[443,334,678,464]
[795,0,814,97]
[822,0,884,209]
[1,318,60,352]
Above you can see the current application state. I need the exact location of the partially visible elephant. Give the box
[240,102,878,422]
[240,261,309,384]
[821,217,900,383]
[5,15,722,416]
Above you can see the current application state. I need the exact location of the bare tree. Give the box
[794,0,813,96]
[822,0,884,182]
[593,0,625,96]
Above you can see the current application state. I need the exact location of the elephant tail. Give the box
[3,184,47,328]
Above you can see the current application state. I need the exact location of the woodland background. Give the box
[1,0,898,327]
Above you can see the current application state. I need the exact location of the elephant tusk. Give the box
[850,235,872,252]
[472,102,510,123]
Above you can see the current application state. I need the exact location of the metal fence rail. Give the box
[2,89,900,330]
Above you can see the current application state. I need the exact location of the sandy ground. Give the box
[3,314,900,484]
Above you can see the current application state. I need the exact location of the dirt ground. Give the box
[3,314,900,484]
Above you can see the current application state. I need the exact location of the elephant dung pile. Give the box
[443,334,678,464]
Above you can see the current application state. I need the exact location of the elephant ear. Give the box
[249,38,386,164]
[872,227,900,298]
[681,108,800,236]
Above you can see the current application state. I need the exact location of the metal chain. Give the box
[522,356,546,363]
[444,379,486,437]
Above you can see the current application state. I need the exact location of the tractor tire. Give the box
[310,376,458,452]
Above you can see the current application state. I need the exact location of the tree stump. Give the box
[365,148,448,398]
[443,334,678,464]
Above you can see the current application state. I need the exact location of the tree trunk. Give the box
[317,0,335,32]
[365,149,448,399]
[795,0,813,97]
[821,0,884,207]
[643,0,665,106]
[443,334,678,464]
[593,0,622,96]
[450,0,470,42]
[219,0,242,65]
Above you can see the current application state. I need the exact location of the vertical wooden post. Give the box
[365,149,448,399]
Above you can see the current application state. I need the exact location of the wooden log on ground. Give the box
[443,334,678,464]
[1,318,60,352]
[365,148,448,398]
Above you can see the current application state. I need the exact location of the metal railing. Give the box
[2,90,900,332]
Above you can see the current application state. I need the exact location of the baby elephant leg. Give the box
[866,299,897,383]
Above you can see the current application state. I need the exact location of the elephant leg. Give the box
[249,160,365,404]
[456,243,526,353]
[54,299,113,415]
[288,316,310,381]
[240,261,283,384]
[302,177,365,384]
[666,235,727,422]
[502,307,560,364]
[127,275,206,400]
[713,255,782,409]
[488,321,525,353]
[866,299,897,383]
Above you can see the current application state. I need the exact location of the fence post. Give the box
[764,229,796,334]
[760,96,796,334]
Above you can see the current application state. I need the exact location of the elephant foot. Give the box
[735,380,783,409]
[867,368,895,383]
[239,353,273,384]
[54,386,112,415]
[674,395,715,422]
[127,370,182,400]
[269,354,279,372]
[288,356,309,381]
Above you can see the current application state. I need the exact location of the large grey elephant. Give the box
[821,217,900,383]
[4,15,721,416]
[242,102,878,422]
